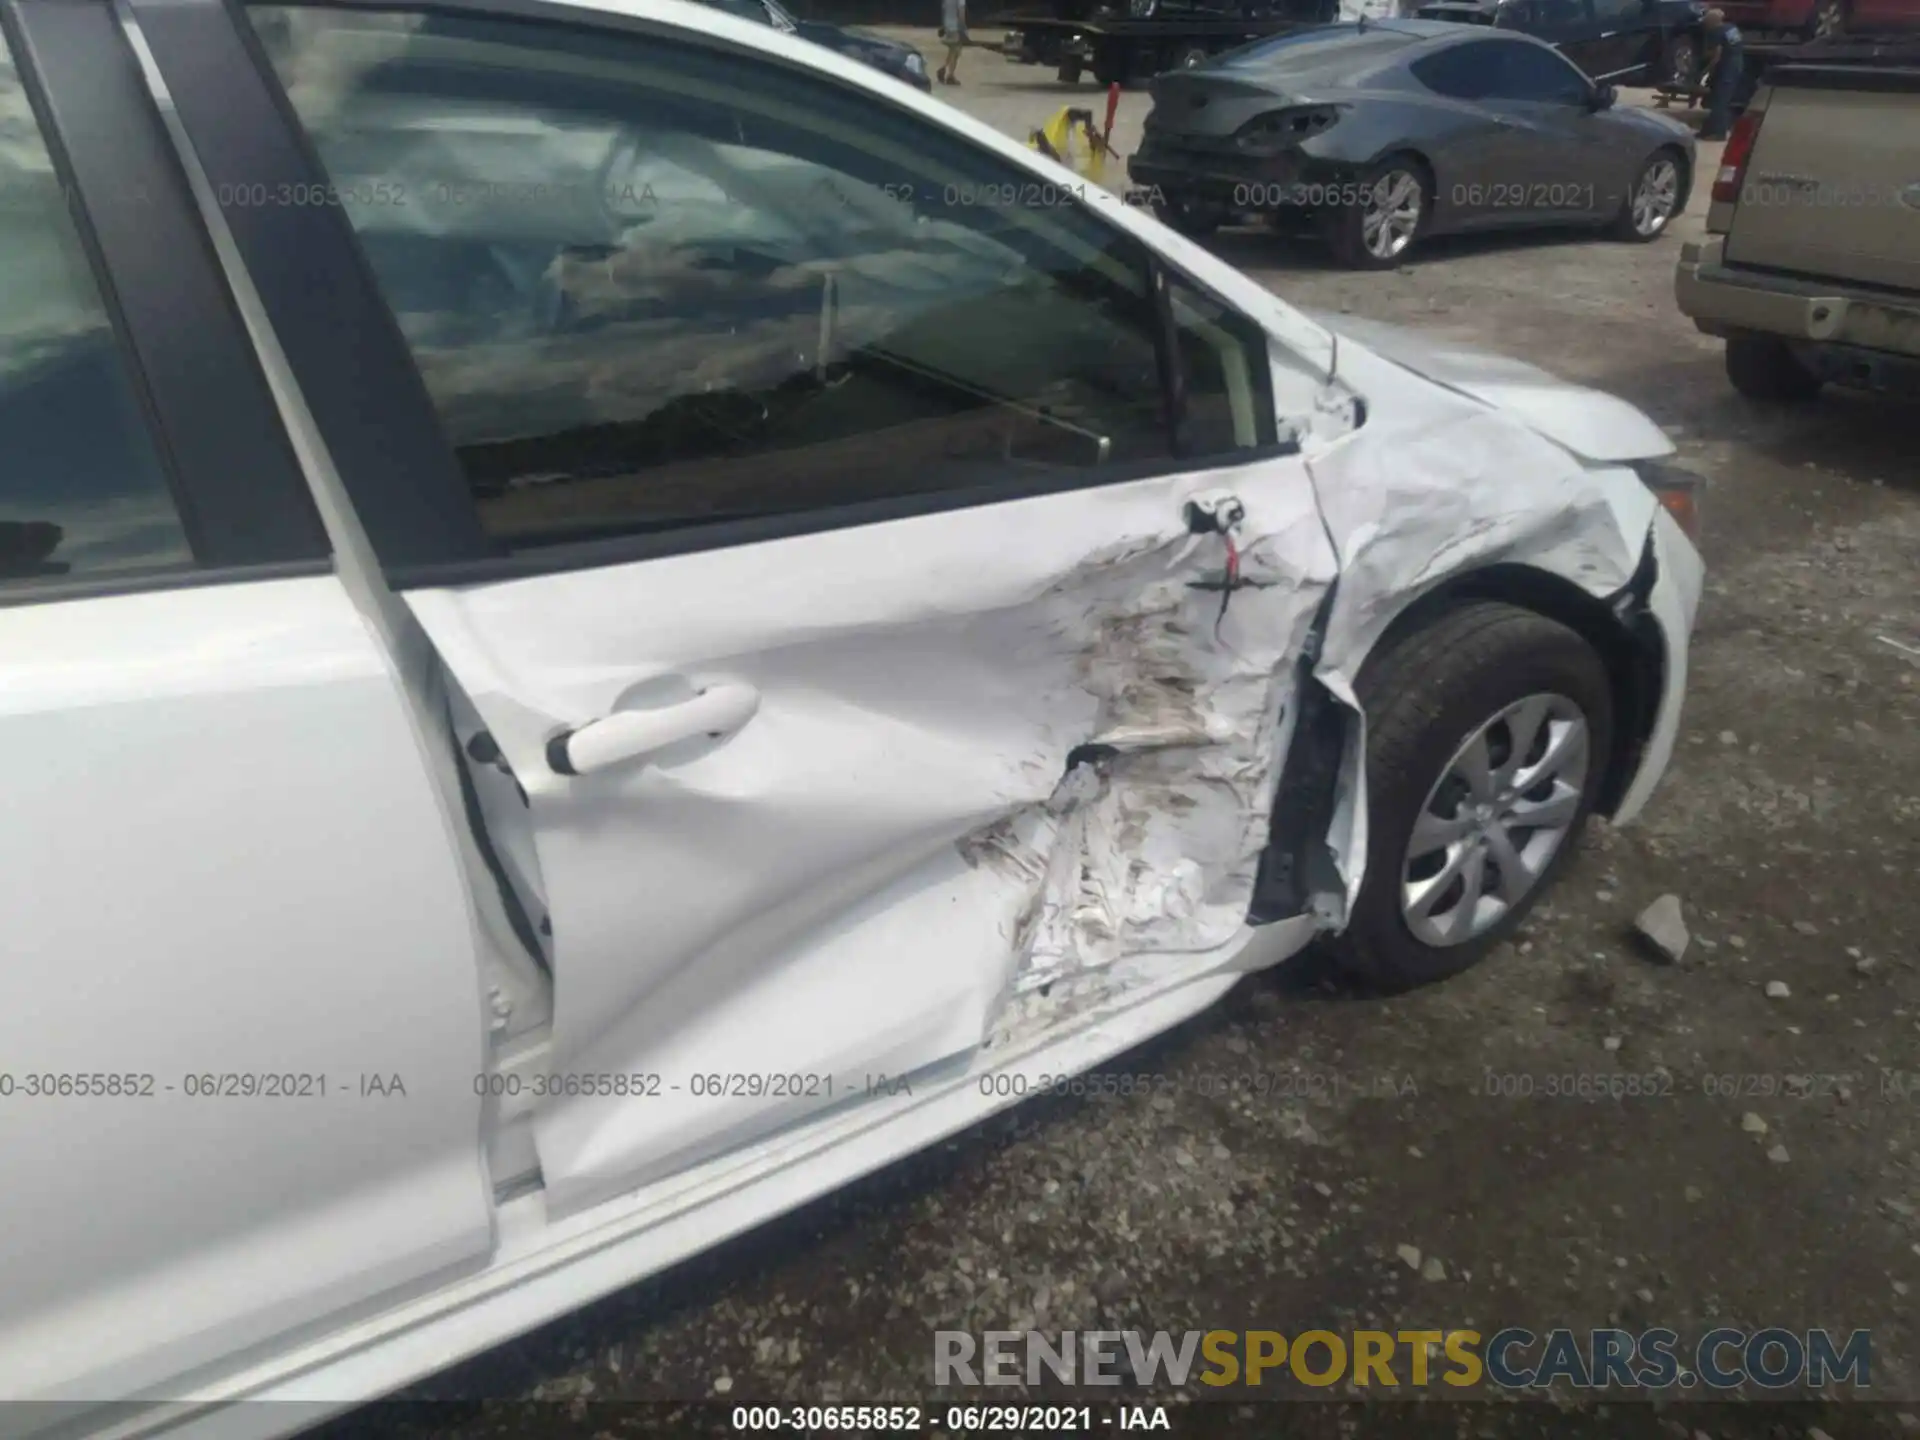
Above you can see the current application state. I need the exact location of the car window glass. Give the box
[249,7,1276,549]
[1591,0,1642,23]
[1493,38,1595,98]
[1532,0,1591,31]
[1170,279,1271,457]
[1410,40,1506,97]
[0,33,191,585]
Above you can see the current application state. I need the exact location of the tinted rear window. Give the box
[1216,24,1423,70]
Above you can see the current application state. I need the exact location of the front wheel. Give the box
[1663,34,1698,87]
[1329,158,1428,269]
[1611,148,1686,241]
[1329,602,1615,992]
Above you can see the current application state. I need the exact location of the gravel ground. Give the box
[332,39,1920,1438]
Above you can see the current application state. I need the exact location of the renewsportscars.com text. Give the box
[934,1327,1871,1391]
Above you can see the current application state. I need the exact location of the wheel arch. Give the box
[1249,546,1666,929]
[1651,139,1694,213]
[1356,557,1666,819]
[1372,145,1438,192]
[1367,144,1441,223]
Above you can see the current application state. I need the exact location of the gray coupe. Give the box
[1128,19,1696,267]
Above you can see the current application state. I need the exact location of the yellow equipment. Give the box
[1027,106,1110,184]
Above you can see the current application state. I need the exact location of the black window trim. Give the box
[0,0,331,588]
[134,0,1294,591]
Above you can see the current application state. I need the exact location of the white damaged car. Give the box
[0,0,1700,1430]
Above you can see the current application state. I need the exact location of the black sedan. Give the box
[1413,0,1707,87]
[1128,20,1696,268]
[696,0,933,88]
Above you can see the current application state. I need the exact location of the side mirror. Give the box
[1590,81,1618,108]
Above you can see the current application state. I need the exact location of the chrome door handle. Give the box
[547,682,760,776]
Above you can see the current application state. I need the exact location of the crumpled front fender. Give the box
[1287,337,1669,922]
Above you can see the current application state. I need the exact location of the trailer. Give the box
[990,0,1340,84]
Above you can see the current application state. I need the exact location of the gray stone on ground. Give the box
[1634,893,1690,963]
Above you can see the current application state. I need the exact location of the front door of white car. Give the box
[246,4,1341,1216]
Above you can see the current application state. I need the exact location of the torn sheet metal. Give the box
[1300,331,1665,911]
[956,480,1337,1051]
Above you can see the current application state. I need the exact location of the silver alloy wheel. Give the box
[1362,169,1423,260]
[1400,693,1591,948]
[1667,38,1696,85]
[1631,157,1680,236]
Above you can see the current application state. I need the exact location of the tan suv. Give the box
[1674,38,1920,401]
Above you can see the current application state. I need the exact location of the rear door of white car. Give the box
[0,0,496,1406]
[140,0,1341,1219]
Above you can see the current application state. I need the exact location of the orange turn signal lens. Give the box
[1657,486,1700,542]
[1633,460,1705,544]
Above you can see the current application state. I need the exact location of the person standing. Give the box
[1698,7,1746,141]
[938,0,968,84]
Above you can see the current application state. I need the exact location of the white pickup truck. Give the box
[1676,35,1920,400]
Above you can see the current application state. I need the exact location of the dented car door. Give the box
[242,3,1340,1217]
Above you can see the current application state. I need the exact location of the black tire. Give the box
[1328,155,1429,270]
[1328,602,1615,993]
[1725,330,1823,402]
[1173,43,1209,68]
[1157,194,1224,237]
[1056,57,1083,82]
[1610,146,1688,241]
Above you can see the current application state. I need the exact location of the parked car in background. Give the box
[697,0,932,85]
[1,0,1702,1429]
[1675,36,1920,400]
[1413,0,1708,84]
[1129,21,1696,266]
